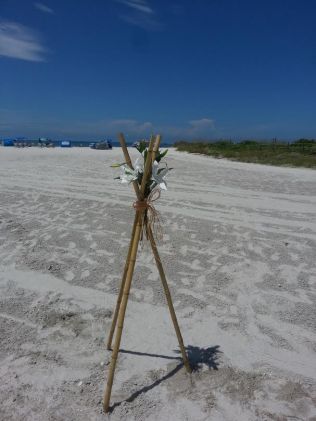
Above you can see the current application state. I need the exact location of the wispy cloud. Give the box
[34,2,54,14]
[59,118,153,137]
[157,118,216,138]
[63,118,215,138]
[117,0,153,14]
[107,118,153,133]
[188,118,215,135]
[0,111,217,140]
[115,0,163,31]
[120,14,162,31]
[0,21,47,62]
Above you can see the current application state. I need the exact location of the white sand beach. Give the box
[0,147,315,421]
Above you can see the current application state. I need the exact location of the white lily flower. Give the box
[119,156,144,184]
[119,165,138,184]
[134,157,144,174]
[151,161,168,191]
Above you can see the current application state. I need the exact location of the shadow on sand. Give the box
[110,345,221,412]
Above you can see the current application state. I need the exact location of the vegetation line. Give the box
[174,139,316,168]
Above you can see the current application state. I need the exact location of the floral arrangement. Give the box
[112,140,171,198]
[103,133,191,413]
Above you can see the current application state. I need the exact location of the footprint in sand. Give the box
[65,271,75,281]
[180,245,188,256]
[81,270,90,278]
[84,233,93,241]
[191,259,203,270]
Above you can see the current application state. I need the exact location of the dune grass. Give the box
[175,139,316,168]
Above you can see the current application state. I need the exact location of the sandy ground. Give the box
[0,147,315,421]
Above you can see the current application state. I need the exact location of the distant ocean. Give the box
[70,140,172,147]
[5,139,172,147]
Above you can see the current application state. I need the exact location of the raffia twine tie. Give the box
[133,189,163,242]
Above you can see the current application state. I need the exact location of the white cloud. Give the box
[103,117,215,139]
[161,118,216,138]
[0,111,217,140]
[189,118,215,134]
[107,118,153,134]
[52,118,154,138]
[0,21,46,62]
[117,0,153,14]
[116,0,162,31]
[119,13,162,31]
[34,2,54,14]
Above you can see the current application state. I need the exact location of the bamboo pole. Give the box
[103,134,191,412]
[118,132,141,200]
[147,225,192,373]
[103,210,143,413]
[103,138,157,413]
[106,134,159,349]
[106,134,141,349]
[106,213,138,350]
[140,134,159,195]
[118,132,156,199]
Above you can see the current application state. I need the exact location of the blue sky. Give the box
[0,0,315,141]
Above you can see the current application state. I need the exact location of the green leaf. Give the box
[137,172,143,184]
[136,140,147,154]
[160,148,168,158]
[110,162,125,168]
[155,149,168,162]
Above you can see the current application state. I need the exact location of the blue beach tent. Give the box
[3,138,14,146]
[60,140,72,148]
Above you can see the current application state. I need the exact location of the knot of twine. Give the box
[133,189,163,242]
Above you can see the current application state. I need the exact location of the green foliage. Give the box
[110,162,125,168]
[240,140,258,145]
[214,140,232,147]
[135,139,168,164]
[155,149,168,162]
[174,140,316,168]
[294,138,316,144]
[135,140,148,154]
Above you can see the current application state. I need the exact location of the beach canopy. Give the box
[60,140,72,147]
[3,138,14,146]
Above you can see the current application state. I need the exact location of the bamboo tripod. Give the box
[103,133,191,413]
